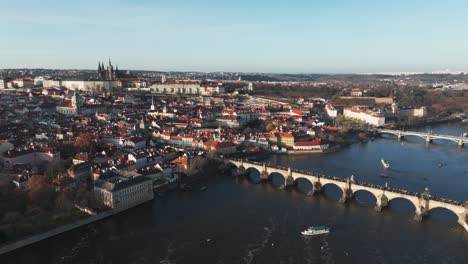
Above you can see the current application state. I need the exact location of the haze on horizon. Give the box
[1,0,468,74]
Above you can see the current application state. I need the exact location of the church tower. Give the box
[106,59,114,81]
[71,90,82,114]
[98,59,116,80]
[391,90,398,114]
[150,96,156,111]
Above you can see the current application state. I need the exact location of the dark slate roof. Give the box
[95,176,151,192]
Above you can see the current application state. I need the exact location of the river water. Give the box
[2,122,468,263]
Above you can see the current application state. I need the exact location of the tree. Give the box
[265,122,275,131]
[75,133,99,153]
[25,175,56,211]
[55,192,74,211]
[0,185,27,219]
[358,132,368,141]
[44,160,65,180]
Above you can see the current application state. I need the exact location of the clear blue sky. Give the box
[1,0,468,73]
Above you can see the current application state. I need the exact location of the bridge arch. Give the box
[387,197,418,214]
[352,189,378,208]
[429,137,460,145]
[380,131,400,138]
[245,167,261,183]
[294,177,314,194]
[427,207,460,223]
[225,162,239,176]
[321,182,344,200]
[270,172,286,187]
[398,134,426,141]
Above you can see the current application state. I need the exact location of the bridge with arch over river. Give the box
[225,159,468,232]
[377,129,468,146]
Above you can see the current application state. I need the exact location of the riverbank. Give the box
[392,116,462,130]
[0,210,114,256]
[271,145,341,155]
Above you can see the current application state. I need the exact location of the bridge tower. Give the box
[414,187,431,222]
[339,177,354,203]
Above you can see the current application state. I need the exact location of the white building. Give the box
[343,107,385,126]
[350,89,363,97]
[94,176,154,211]
[43,79,119,92]
[325,103,341,118]
[150,81,225,95]
[292,138,329,150]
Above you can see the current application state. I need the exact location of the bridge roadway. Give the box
[378,129,468,146]
[226,159,468,232]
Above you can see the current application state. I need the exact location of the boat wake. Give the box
[319,238,334,264]
[57,225,97,263]
[159,242,176,264]
[242,218,278,264]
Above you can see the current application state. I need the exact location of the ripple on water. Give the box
[242,218,278,264]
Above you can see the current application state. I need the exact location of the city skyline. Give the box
[1,0,468,73]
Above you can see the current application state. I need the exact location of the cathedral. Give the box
[98,60,118,81]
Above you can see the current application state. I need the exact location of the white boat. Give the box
[462,119,468,123]
[381,158,390,169]
[301,226,330,236]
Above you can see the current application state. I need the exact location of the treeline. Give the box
[251,84,341,98]
[395,88,468,115]
[0,175,103,244]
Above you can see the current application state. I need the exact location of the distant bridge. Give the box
[378,129,467,146]
[226,159,468,232]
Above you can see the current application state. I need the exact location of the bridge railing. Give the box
[379,130,466,140]
[228,159,464,206]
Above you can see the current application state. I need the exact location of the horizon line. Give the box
[2,67,468,76]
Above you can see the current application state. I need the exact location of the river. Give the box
[1,122,468,263]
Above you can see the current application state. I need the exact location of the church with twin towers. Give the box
[97,59,118,81]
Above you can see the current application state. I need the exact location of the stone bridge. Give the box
[378,129,467,146]
[226,159,468,232]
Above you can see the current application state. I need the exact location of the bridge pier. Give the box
[313,181,322,194]
[339,188,353,203]
[260,163,269,181]
[237,165,245,174]
[260,170,269,181]
[397,132,404,140]
[414,206,429,222]
[425,136,432,143]
[374,194,389,212]
[458,140,464,147]
[280,175,295,190]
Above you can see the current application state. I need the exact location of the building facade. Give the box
[343,107,385,126]
[94,176,154,211]
[150,81,225,95]
[56,91,82,116]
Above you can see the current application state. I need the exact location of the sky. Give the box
[1,0,468,73]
